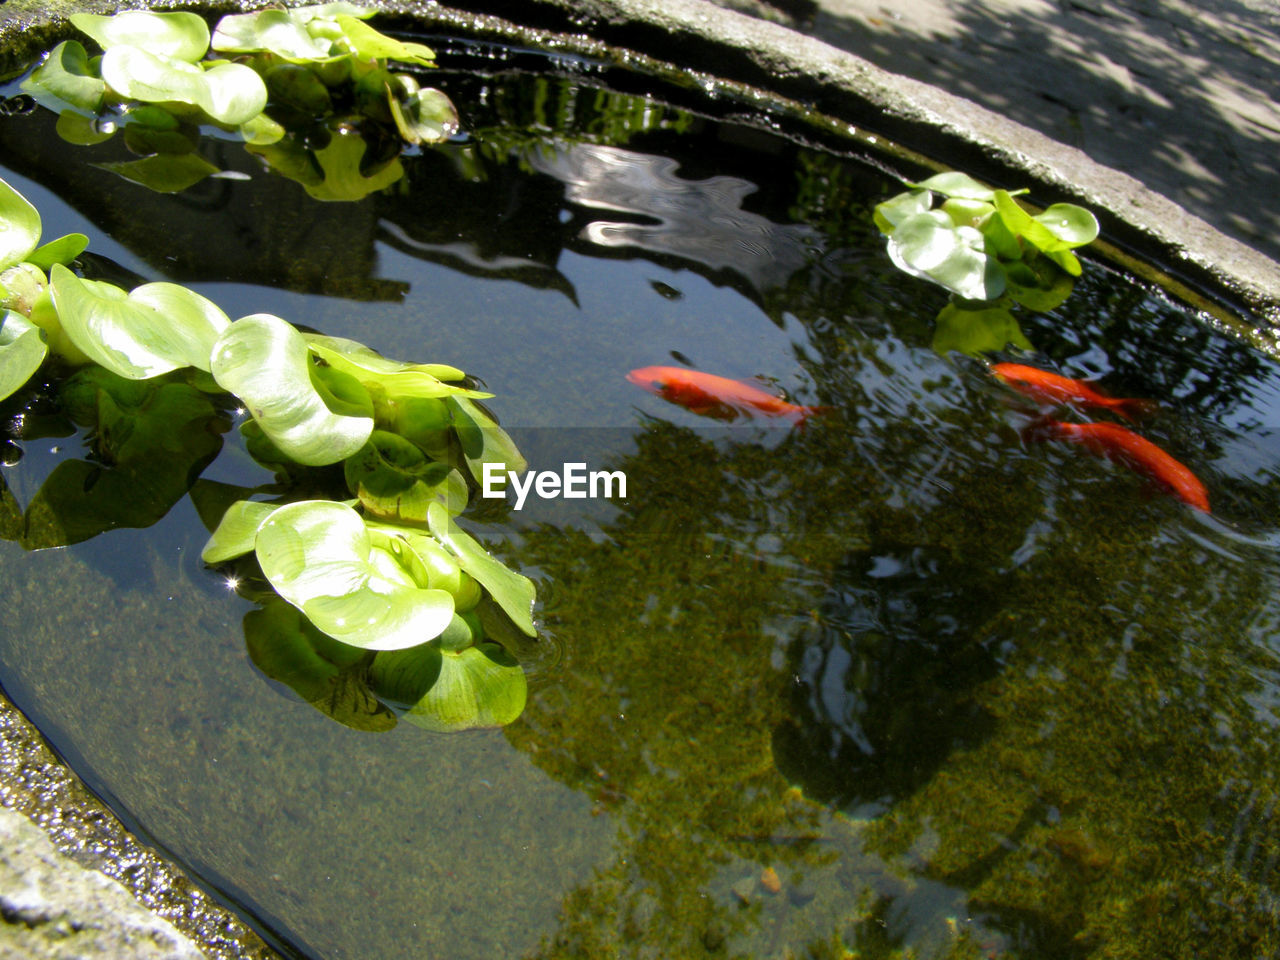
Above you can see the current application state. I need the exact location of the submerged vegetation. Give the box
[2,7,1280,960]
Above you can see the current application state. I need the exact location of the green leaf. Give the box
[402,643,526,731]
[448,395,527,483]
[99,46,268,126]
[212,8,335,60]
[1033,203,1099,248]
[244,598,396,732]
[1004,260,1075,312]
[0,311,48,403]
[872,187,931,235]
[21,40,107,113]
[886,211,1005,301]
[427,501,536,636]
[70,11,211,62]
[254,499,455,650]
[209,313,373,466]
[992,189,1062,255]
[201,499,282,563]
[306,334,471,390]
[345,431,469,523]
[913,172,1000,201]
[941,197,994,230]
[303,127,403,201]
[0,176,41,272]
[95,153,220,193]
[386,77,457,144]
[0,262,46,316]
[55,111,116,146]
[367,641,441,707]
[334,15,436,66]
[27,234,89,271]
[22,370,227,548]
[931,302,1032,357]
[49,263,231,379]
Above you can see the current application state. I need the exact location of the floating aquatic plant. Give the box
[20,5,459,196]
[0,171,536,731]
[875,171,1099,357]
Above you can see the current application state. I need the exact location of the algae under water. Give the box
[3,33,1280,960]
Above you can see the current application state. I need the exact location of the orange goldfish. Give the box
[626,365,826,427]
[1026,419,1210,512]
[992,363,1157,422]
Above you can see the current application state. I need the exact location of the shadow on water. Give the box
[3,32,1280,960]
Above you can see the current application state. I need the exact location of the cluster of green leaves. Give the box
[874,172,1099,356]
[1,172,536,731]
[21,5,458,197]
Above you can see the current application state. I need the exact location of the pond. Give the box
[3,18,1280,960]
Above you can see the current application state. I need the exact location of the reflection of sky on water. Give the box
[530,143,820,296]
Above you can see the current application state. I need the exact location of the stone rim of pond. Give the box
[0,0,1278,957]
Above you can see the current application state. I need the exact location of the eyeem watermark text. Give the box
[482,462,627,510]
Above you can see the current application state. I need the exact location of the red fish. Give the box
[626,365,826,427]
[1026,419,1210,512]
[992,363,1157,422]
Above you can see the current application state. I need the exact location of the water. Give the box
[3,36,1280,960]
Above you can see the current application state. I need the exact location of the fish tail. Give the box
[791,405,832,430]
[1111,397,1159,422]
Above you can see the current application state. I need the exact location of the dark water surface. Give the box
[3,35,1280,960]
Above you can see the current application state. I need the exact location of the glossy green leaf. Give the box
[212,8,334,60]
[254,499,455,650]
[427,501,536,636]
[0,176,41,272]
[913,171,998,201]
[70,11,211,62]
[334,15,436,66]
[387,78,457,144]
[54,111,116,146]
[941,197,994,231]
[100,47,268,126]
[21,40,107,113]
[0,311,48,403]
[209,313,373,466]
[27,234,89,271]
[992,190,1062,254]
[27,288,91,366]
[1033,203,1099,248]
[931,302,1031,357]
[345,431,469,523]
[367,641,441,707]
[22,370,227,548]
[0,262,45,316]
[872,187,931,235]
[201,498,282,563]
[245,598,396,732]
[886,211,1005,301]
[50,263,231,379]
[448,395,527,482]
[403,643,526,732]
[95,153,220,193]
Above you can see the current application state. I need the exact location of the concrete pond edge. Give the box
[0,0,1278,957]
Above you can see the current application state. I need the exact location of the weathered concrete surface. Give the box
[0,692,279,960]
[0,806,204,960]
